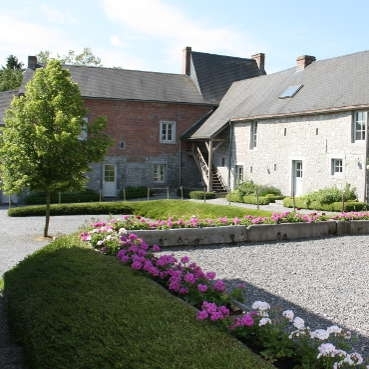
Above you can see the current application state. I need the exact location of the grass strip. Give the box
[8,199,272,218]
[4,235,275,369]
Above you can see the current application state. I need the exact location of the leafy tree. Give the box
[5,55,23,70]
[0,60,111,237]
[37,48,102,66]
[0,55,24,91]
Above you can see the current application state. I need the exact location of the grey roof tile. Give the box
[190,50,369,138]
[0,90,17,124]
[67,65,212,105]
[190,51,262,104]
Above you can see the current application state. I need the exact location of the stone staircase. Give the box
[0,294,27,369]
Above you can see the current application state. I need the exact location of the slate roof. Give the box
[190,50,369,139]
[0,90,17,124]
[22,65,214,106]
[190,51,263,104]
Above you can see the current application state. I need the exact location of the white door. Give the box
[103,164,117,197]
[292,160,303,197]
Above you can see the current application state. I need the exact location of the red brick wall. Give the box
[84,98,213,158]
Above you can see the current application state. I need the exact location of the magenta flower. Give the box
[197,310,209,320]
[213,280,226,292]
[180,256,190,264]
[184,273,196,284]
[206,271,216,280]
[197,284,208,293]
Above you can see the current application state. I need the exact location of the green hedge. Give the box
[226,192,284,205]
[242,195,272,205]
[119,186,149,200]
[283,197,368,211]
[24,190,100,205]
[8,202,135,217]
[189,191,217,200]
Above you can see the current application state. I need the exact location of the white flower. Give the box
[97,240,104,246]
[259,317,272,326]
[282,309,294,322]
[327,325,342,335]
[252,301,270,311]
[317,343,337,358]
[118,227,127,235]
[310,329,329,340]
[293,316,305,330]
[344,352,364,365]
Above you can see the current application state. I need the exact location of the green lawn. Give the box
[8,199,272,218]
[4,235,276,369]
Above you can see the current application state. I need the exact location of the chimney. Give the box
[182,46,192,75]
[28,56,38,70]
[296,55,316,71]
[252,53,266,75]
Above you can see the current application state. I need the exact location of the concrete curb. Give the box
[130,220,369,247]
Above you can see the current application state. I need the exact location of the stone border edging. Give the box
[129,220,369,247]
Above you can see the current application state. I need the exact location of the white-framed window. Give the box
[353,111,367,141]
[152,163,166,182]
[250,122,257,149]
[160,120,176,144]
[78,117,88,141]
[331,158,343,175]
[235,165,244,185]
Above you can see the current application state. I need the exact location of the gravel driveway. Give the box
[0,208,108,277]
[158,235,369,356]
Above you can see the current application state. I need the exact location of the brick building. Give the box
[6,47,265,199]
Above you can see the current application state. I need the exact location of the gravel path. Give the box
[0,208,109,276]
[158,235,369,356]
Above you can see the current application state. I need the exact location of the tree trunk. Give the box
[44,191,51,238]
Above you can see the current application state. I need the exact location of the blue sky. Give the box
[2,0,369,74]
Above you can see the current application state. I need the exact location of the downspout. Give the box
[365,113,369,202]
[228,121,233,190]
[178,139,182,189]
[207,139,213,192]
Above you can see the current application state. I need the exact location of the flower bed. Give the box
[81,220,369,369]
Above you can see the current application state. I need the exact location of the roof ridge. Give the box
[191,50,254,62]
[64,64,187,78]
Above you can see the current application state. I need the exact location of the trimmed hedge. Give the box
[24,190,100,205]
[8,202,135,217]
[119,186,149,200]
[283,197,368,211]
[226,192,284,205]
[189,191,217,200]
[242,195,272,205]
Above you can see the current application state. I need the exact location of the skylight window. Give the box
[279,84,303,99]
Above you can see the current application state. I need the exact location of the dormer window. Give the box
[279,84,303,99]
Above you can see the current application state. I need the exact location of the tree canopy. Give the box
[37,48,102,66]
[0,59,111,236]
[0,55,24,91]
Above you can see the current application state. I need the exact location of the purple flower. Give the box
[206,271,216,280]
[197,310,209,320]
[180,256,190,264]
[197,283,208,293]
[152,244,161,252]
[213,280,226,292]
[184,273,196,284]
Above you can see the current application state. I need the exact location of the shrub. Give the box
[119,186,149,200]
[303,185,356,205]
[282,197,368,212]
[227,181,282,204]
[24,189,100,205]
[242,195,272,205]
[176,187,203,199]
[189,191,217,200]
[8,202,135,217]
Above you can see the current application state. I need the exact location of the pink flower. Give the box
[197,284,208,293]
[180,256,190,264]
[184,273,196,284]
[152,244,161,252]
[213,280,226,292]
[197,310,209,320]
[206,271,216,280]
